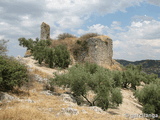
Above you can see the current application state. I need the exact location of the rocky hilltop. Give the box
[40,22,120,70]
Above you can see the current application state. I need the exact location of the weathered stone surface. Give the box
[0,92,16,101]
[25,99,35,103]
[59,107,79,115]
[60,93,77,103]
[40,22,50,40]
[40,90,60,96]
[84,35,113,67]
[81,109,88,114]
[89,106,104,113]
[34,74,48,83]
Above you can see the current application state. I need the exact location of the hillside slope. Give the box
[0,57,146,120]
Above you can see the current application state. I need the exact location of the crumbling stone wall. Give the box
[84,36,113,66]
[40,22,50,40]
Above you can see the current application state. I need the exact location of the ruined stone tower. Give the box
[84,36,113,67]
[40,22,50,40]
[75,36,113,67]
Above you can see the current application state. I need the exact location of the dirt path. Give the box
[21,57,67,77]
[108,89,143,118]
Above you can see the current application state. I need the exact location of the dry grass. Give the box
[0,82,64,120]
[31,67,52,78]
[0,104,54,120]
[79,33,100,41]
[51,38,77,50]
[0,81,146,120]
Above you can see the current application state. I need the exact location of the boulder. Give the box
[60,93,77,103]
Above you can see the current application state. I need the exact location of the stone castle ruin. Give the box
[41,22,50,40]
[40,22,115,68]
[84,36,113,67]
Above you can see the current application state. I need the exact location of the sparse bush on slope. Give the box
[0,56,28,91]
[0,40,29,91]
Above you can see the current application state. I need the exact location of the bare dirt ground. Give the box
[21,56,59,77]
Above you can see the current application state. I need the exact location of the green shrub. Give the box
[50,62,122,110]
[143,104,155,114]
[57,33,76,40]
[32,40,47,64]
[53,45,70,68]
[18,38,35,51]
[44,47,54,68]
[141,73,158,84]
[121,64,156,90]
[32,39,51,64]
[112,71,122,87]
[0,56,28,91]
[135,80,160,115]
[18,38,70,68]
[84,62,99,74]
[110,88,123,107]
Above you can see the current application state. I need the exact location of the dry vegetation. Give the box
[51,37,77,50]
[0,81,146,120]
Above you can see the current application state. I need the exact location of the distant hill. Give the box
[116,59,160,77]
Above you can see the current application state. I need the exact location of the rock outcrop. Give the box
[40,22,50,40]
[0,92,16,101]
[58,107,79,116]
